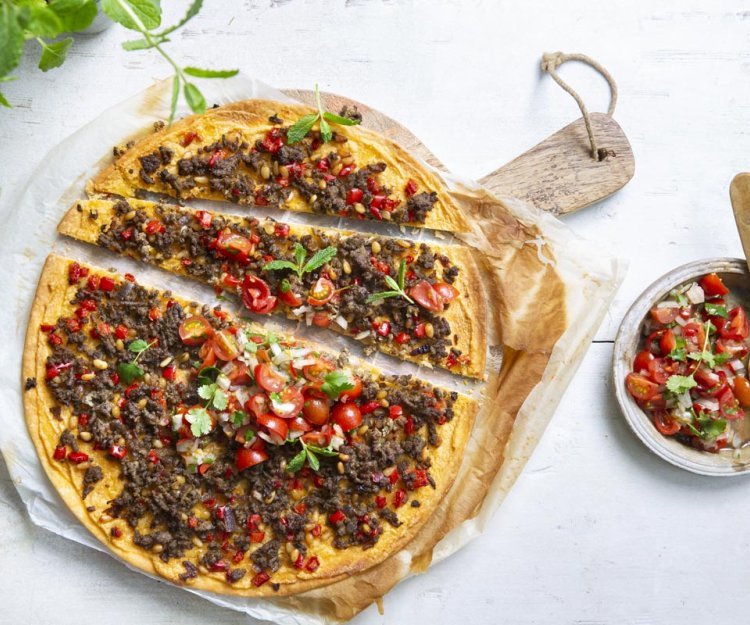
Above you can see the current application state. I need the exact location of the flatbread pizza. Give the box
[58,198,487,378]
[87,100,470,232]
[22,255,477,596]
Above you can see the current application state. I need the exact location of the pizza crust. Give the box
[87,100,470,233]
[22,254,478,597]
[58,198,487,378]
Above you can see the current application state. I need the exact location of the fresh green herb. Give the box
[263,242,338,280]
[696,415,727,439]
[231,410,247,427]
[366,260,414,304]
[705,302,729,318]
[197,381,228,410]
[670,290,689,307]
[286,439,338,473]
[668,336,687,362]
[186,407,212,437]
[116,337,156,383]
[320,370,355,400]
[665,321,712,395]
[197,366,221,385]
[286,83,362,144]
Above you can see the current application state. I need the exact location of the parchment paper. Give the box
[0,75,625,624]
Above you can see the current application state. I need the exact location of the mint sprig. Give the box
[263,242,337,280]
[286,439,338,473]
[286,83,362,145]
[366,259,414,304]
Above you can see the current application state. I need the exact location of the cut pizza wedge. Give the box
[59,198,487,378]
[23,255,477,596]
[87,99,469,232]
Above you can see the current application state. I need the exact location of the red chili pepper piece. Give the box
[68,451,89,464]
[162,364,177,381]
[305,556,320,572]
[393,489,407,508]
[389,405,403,419]
[252,572,270,587]
[375,495,386,509]
[404,416,415,435]
[53,446,67,461]
[68,262,89,284]
[329,510,346,524]
[109,445,127,460]
[405,179,418,196]
[360,400,381,415]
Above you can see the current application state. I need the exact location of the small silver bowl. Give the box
[613,258,750,476]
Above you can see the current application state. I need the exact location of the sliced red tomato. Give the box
[733,376,750,407]
[409,280,444,313]
[178,316,214,346]
[647,358,670,384]
[700,273,729,297]
[652,410,680,436]
[716,338,749,358]
[303,359,335,381]
[312,312,332,327]
[308,277,335,307]
[633,350,655,372]
[625,373,659,402]
[338,376,362,403]
[227,362,252,385]
[650,306,679,325]
[254,363,286,392]
[245,393,270,419]
[216,229,254,260]
[270,387,304,419]
[199,340,217,369]
[302,428,332,447]
[719,387,745,420]
[257,413,289,444]
[279,280,303,307]
[212,329,240,361]
[645,330,666,355]
[236,440,268,471]
[289,416,313,432]
[241,274,278,315]
[694,366,721,390]
[331,402,363,431]
[642,393,667,411]
[302,397,330,425]
[682,322,706,353]
[659,329,677,355]
[720,306,749,340]
[433,282,459,303]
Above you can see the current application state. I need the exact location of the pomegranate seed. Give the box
[252,572,270,587]
[145,219,166,235]
[148,308,162,321]
[294,553,305,569]
[274,223,290,238]
[316,158,329,172]
[48,333,63,346]
[371,320,391,337]
[311,524,322,537]
[182,131,200,147]
[188,516,198,529]
[346,188,363,205]
[405,179,418,196]
[305,556,320,572]
[147,450,159,464]
[208,149,225,168]
[393,489,407,508]
[124,273,136,282]
[99,276,116,292]
[360,400,381,415]
[162,365,177,381]
[250,531,265,543]
[375,495,387,509]
[414,323,427,339]
[394,332,410,345]
[115,325,129,339]
[339,164,355,177]
[329,510,346,524]
[120,227,134,241]
[404,416,415,435]
[232,550,245,564]
[111,527,123,538]
[389,405,403,419]
[53,446,67,461]
[109,445,127,460]
[209,560,228,572]
[389,470,399,485]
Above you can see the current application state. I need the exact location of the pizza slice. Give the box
[88,99,469,232]
[58,198,487,378]
[23,255,477,596]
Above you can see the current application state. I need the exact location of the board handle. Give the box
[730,173,750,271]
[478,112,635,216]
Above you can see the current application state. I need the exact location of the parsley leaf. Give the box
[231,411,247,427]
[321,370,355,399]
[117,362,144,385]
[666,374,697,395]
[186,407,212,437]
[705,302,728,318]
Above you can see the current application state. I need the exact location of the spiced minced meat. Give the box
[36,261,459,587]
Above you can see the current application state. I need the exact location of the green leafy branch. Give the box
[366,260,414,304]
[116,338,156,384]
[263,242,338,280]
[286,439,338,473]
[286,83,361,144]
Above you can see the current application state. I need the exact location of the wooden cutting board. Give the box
[284,89,635,217]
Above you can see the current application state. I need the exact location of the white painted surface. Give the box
[2,1,750,623]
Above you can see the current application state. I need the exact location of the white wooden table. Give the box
[2,1,750,623]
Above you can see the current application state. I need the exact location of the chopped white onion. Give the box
[289,348,311,358]
[292,305,310,317]
[675,316,688,327]
[176,438,196,453]
[171,413,183,432]
[355,330,372,341]
[234,387,250,407]
[270,342,282,358]
[257,431,275,445]
[216,372,231,389]
[686,283,705,305]
[729,358,746,372]
[335,315,349,330]
[292,358,316,369]
[694,397,720,413]
[288,431,304,440]
[656,301,681,309]
[305,310,314,326]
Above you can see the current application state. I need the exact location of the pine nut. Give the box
[111,405,121,419]
[76,462,91,471]
[137,398,148,409]
[159,356,173,367]
[371,241,381,254]
[309,194,317,204]
[354,202,366,214]
[100,513,113,522]
[341,156,354,165]
[337,462,345,474]
[279,165,289,179]
[179,352,190,363]
[124,210,136,221]
[93,359,108,370]
[261,165,271,180]
[153,439,163,449]
[358,424,369,435]
[264,222,275,235]
[198,565,209,574]
[361,523,371,533]
[318,180,327,190]
[115,339,124,351]
[379,399,389,407]
[327,267,338,280]
[81,372,96,381]
[193,537,204,548]
[194,176,208,184]
[376,389,388,399]
[338,453,350,462]
[424,322,434,338]
[342,260,352,274]
[397,240,412,249]
[383,466,396,477]
[331,162,343,176]
[79,431,92,442]
[69,416,78,429]
[153,544,163,554]
[272,161,279,176]
[381,210,392,221]
[291,548,300,563]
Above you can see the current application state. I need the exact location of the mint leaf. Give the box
[306,444,338,457]
[117,361,144,385]
[322,111,361,126]
[155,0,202,36]
[122,36,167,50]
[293,242,306,267]
[101,0,162,31]
[321,369,354,399]
[183,82,206,114]
[27,6,64,38]
[286,113,319,144]
[212,388,228,410]
[366,291,400,303]
[286,448,306,473]
[38,38,72,72]
[183,67,239,79]
[305,447,320,472]
[168,73,179,123]
[384,275,400,291]
[319,117,332,143]
[397,259,406,290]
[262,260,299,273]
[48,0,97,31]
[302,246,337,275]
[705,302,728,318]
[186,407,211,437]
[0,91,9,108]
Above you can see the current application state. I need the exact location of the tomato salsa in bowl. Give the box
[613,259,750,476]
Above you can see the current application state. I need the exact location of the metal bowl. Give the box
[613,258,750,476]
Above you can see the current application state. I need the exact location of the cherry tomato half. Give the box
[720,306,749,341]
[733,376,750,407]
[241,274,278,315]
[213,329,240,361]
[682,322,706,353]
[254,363,287,393]
[409,280,444,313]
[331,402,363,431]
[625,373,659,402]
[302,397,330,425]
[338,376,362,403]
[178,316,214,346]
[650,306,679,325]
[270,387,305,419]
[633,350,655,372]
[432,282,459,303]
[279,280,303,307]
[245,393,270,419]
[659,329,677,356]
[652,411,680,436]
[216,229,254,260]
[308,277,335,307]
[716,338,749,359]
[257,413,289,444]
[303,359,336,382]
[700,273,729,297]
[236,440,268,471]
